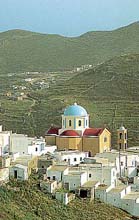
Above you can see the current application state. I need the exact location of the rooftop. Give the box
[12,155,37,166]
[108,185,127,193]
[48,165,68,172]
[122,192,139,200]
[64,103,88,117]
[82,181,99,188]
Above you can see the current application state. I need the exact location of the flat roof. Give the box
[12,155,37,166]
[67,171,86,176]
[96,184,110,191]
[108,185,127,193]
[12,164,27,170]
[82,181,99,188]
[122,192,139,200]
[48,165,68,172]
[55,150,85,156]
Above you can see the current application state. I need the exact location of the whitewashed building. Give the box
[63,171,87,191]
[53,150,88,166]
[9,164,28,180]
[47,165,69,182]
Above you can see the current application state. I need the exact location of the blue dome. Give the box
[64,103,88,116]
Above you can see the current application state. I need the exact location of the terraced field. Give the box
[1,54,139,147]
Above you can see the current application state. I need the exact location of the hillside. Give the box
[0,176,131,220]
[1,22,139,73]
[1,54,139,146]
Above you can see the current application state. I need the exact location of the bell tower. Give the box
[117,126,127,151]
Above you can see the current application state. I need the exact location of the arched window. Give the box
[78,120,81,126]
[69,120,71,126]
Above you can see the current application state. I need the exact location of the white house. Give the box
[121,192,139,217]
[40,179,58,193]
[10,134,29,155]
[78,164,117,187]
[95,151,139,178]
[53,150,88,166]
[63,171,87,191]
[9,164,28,180]
[47,165,69,182]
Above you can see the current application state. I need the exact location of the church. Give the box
[45,103,111,156]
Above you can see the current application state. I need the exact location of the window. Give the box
[64,159,67,162]
[42,165,44,168]
[53,176,56,180]
[119,133,122,139]
[78,120,81,126]
[89,174,91,178]
[125,143,127,149]
[74,158,77,161]
[86,120,88,126]
[121,162,123,166]
[104,137,107,142]
[119,143,122,150]
[125,133,127,139]
[80,157,82,161]
[63,120,64,126]
[35,147,38,152]
[69,120,71,126]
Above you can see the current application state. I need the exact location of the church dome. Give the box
[60,130,79,136]
[64,103,88,117]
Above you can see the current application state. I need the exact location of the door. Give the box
[14,170,17,179]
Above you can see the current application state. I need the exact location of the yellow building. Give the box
[117,126,127,151]
[45,103,111,156]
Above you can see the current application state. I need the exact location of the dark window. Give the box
[121,162,123,166]
[74,158,77,161]
[42,165,44,168]
[78,120,81,126]
[69,120,71,126]
[125,133,127,139]
[63,120,64,126]
[35,147,38,152]
[80,157,82,161]
[89,173,91,178]
[53,176,56,180]
[64,159,67,162]
[104,137,107,142]
[119,143,122,150]
[119,133,122,139]
[125,143,127,149]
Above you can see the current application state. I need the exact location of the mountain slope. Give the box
[30,54,139,146]
[1,22,139,73]
[1,54,139,146]
[0,177,131,220]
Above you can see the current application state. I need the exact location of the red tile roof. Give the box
[83,128,104,136]
[60,130,80,137]
[46,127,60,135]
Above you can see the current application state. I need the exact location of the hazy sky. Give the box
[1,0,139,36]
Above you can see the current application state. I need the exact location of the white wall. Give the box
[47,167,69,182]
[0,133,10,155]
[63,172,87,190]
[10,134,28,155]
[9,165,28,180]
[54,151,87,166]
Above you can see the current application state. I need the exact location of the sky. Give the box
[0,0,139,36]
